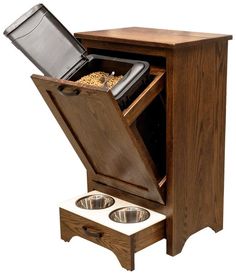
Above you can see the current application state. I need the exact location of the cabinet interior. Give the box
[85,48,167,182]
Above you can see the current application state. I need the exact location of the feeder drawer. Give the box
[59,191,166,271]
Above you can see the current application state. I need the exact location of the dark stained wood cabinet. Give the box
[31,27,232,270]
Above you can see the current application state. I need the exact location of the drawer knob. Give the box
[82,226,103,238]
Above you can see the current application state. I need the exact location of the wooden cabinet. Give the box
[32,27,232,270]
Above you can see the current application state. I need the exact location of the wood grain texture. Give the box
[134,220,165,252]
[30,28,231,264]
[87,171,94,192]
[60,208,165,270]
[75,27,232,49]
[123,72,165,126]
[31,75,165,203]
[60,208,134,270]
[30,76,97,175]
[79,39,169,57]
[76,28,231,257]
[166,40,228,255]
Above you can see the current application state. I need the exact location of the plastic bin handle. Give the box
[57,85,80,96]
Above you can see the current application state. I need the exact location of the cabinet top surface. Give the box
[75,27,232,49]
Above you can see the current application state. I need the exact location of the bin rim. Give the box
[3,3,44,36]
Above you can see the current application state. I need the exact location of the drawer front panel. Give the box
[60,208,130,253]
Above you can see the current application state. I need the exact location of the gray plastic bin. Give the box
[3,4,150,109]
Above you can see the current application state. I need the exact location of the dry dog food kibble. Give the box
[76,71,123,89]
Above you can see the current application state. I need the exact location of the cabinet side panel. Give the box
[168,41,228,255]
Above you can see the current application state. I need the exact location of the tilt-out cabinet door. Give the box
[31,74,166,204]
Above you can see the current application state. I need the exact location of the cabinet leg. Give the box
[209,193,224,233]
[166,222,223,257]
[166,218,223,256]
[60,222,77,242]
[112,249,134,271]
[210,220,223,233]
[166,237,186,256]
[165,217,187,256]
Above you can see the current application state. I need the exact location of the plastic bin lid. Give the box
[3,4,87,78]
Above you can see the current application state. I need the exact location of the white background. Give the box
[0,0,235,274]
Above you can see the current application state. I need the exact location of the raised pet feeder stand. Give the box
[59,191,165,270]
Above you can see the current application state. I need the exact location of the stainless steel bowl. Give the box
[76,194,115,210]
[109,206,150,223]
